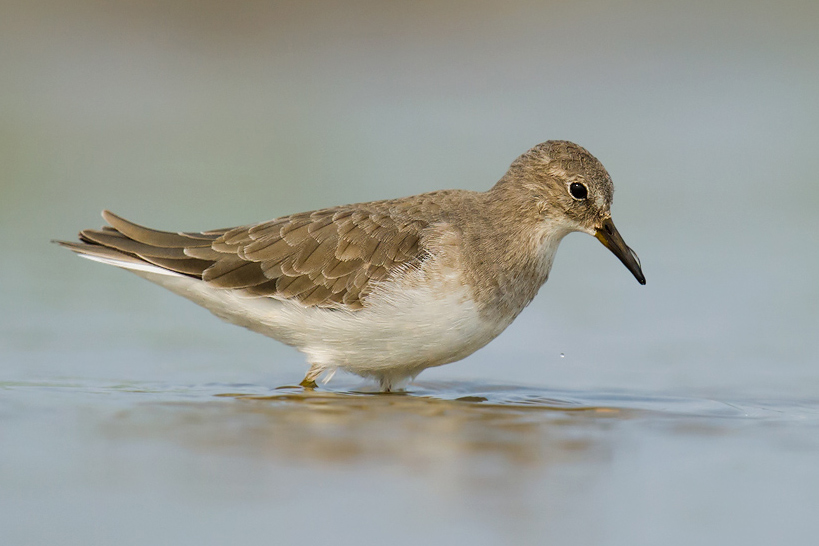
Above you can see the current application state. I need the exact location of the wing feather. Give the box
[60,196,439,309]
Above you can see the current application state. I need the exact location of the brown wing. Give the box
[66,205,429,310]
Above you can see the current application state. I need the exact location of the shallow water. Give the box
[4,378,819,545]
[4,0,819,544]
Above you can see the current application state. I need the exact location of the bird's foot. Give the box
[299,377,318,389]
[300,365,323,390]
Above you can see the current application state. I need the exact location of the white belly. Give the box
[136,263,511,386]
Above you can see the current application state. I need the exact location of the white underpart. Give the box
[78,253,182,276]
[80,251,513,387]
[74,221,572,388]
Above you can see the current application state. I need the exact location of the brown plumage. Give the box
[65,194,457,310]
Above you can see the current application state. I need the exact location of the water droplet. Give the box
[560,353,565,358]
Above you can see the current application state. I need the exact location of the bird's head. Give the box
[495,140,646,285]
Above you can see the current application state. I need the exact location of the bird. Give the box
[56,140,645,391]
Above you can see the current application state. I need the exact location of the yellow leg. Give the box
[300,365,322,389]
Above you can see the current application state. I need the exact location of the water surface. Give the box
[3,0,819,544]
[4,378,819,545]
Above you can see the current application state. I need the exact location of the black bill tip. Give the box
[594,218,646,285]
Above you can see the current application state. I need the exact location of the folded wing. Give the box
[58,206,429,310]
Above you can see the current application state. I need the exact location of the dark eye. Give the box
[569,182,588,200]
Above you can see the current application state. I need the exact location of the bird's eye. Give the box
[569,182,588,200]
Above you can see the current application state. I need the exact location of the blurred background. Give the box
[2,0,818,545]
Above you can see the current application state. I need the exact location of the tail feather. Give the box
[54,240,183,276]
[79,228,189,259]
[101,210,218,248]
[55,211,222,278]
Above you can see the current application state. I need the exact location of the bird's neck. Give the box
[458,190,571,322]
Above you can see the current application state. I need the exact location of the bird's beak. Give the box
[595,217,646,285]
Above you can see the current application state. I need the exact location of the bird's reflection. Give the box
[106,382,626,472]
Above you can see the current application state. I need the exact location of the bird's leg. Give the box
[300,365,322,389]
